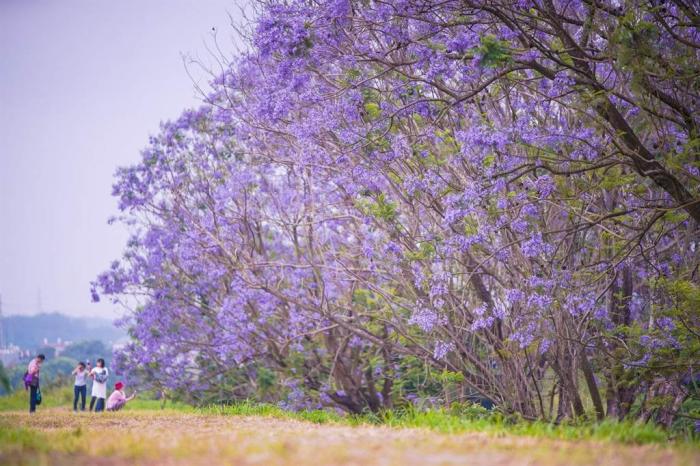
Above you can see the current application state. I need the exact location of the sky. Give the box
[0,0,245,318]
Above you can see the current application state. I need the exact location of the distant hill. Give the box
[1,312,127,351]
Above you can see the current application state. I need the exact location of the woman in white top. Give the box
[89,358,109,412]
[72,361,88,411]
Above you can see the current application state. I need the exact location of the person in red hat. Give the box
[106,381,137,412]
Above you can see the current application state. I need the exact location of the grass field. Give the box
[1,387,698,465]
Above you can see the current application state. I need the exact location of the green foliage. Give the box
[352,288,379,308]
[599,172,636,190]
[390,355,443,403]
[368,193,397,222]
[345,68,361,81]
[61,340,111,363]
[0,362,11,394]
[613,15,660,70]
[363,102,381,120]
[405,242,435,261]
[256,366,277,398]
[627,278,700,381]
[673,397,700,437]
[44,357,81,381]
[437,370,465,385]
[476,35,511,68]
[354,192,398,222]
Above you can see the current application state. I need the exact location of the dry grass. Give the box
[0,408,697,466]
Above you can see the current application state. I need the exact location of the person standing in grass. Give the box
[88,358,109,412]
[106,381,136,412]
[72,362,88,411]
[24,354,45,414]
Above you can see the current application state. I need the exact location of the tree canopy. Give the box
[94,0,699,426]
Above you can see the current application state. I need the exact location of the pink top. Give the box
[106,389,126,410]
[27,359,40,376]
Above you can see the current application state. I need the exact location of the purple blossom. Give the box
[409,306,440,332]
[433,341,455,360]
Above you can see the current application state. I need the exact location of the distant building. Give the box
[40,337,73,357]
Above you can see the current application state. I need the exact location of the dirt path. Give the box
[0,409,696,466]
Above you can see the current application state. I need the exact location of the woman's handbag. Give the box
[94,369,108,384]
[23,371,38,388]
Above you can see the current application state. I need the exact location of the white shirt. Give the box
[74,370,87,387]
[90,367,109,398]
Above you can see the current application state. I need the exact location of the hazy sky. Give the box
[0,0,244,318]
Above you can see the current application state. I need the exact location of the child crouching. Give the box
[106,381,136,412]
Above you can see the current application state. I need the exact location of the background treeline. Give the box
[1,312,125,350]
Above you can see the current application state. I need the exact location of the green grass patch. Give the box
[0,385,73,411]
[196,400,367,426]
[372,406,673,444]
[122,397,193,412]
[192,400,694,446]
[0,426,48,452]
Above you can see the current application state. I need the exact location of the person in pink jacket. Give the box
[24,354,45,414]
[106,381,136,412]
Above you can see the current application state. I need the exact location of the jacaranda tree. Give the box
[95,0,699,426]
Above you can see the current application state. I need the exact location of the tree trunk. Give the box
[604,266,637,419]
[552,354,585,419]
[655,381,688,429]
[580,352,605,420]
[556,382,572,422]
